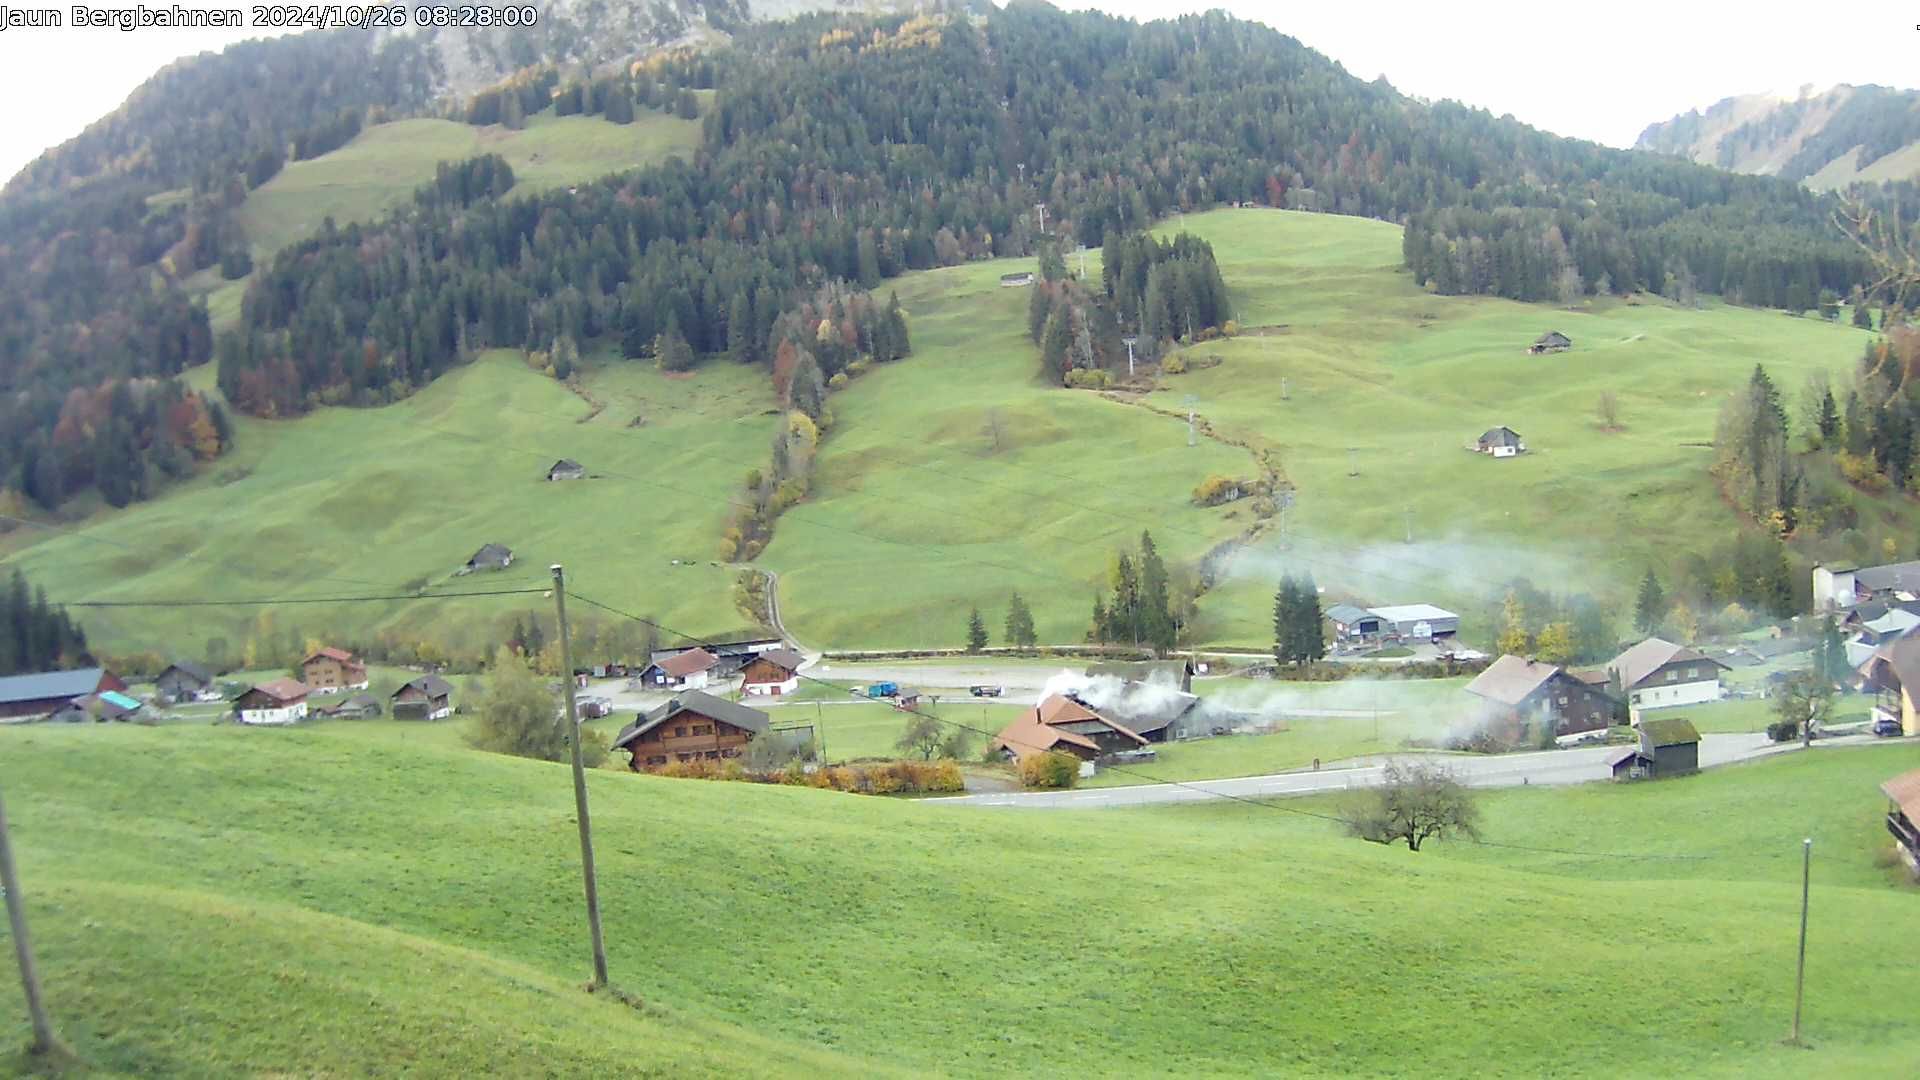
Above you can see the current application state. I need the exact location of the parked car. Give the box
[969,685,1003,697]
[865,682,899,699]
[1874,716,1904,737]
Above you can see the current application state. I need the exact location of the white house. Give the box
[1607,638,1729,714]
[640,648,717,691]
[233,679,309,725]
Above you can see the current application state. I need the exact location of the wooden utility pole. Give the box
[0,789,57,1055]
[550,565,609,989]
[1791,837,1812,1045]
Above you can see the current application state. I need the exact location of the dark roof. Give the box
[1478,426,1522,446]
[1463,655,1562,707]
[746,648,805,675]
[1324,603,1373,626]
[1085,660,1194,682]
[1639,717,1700,747]
[1090,690,1199,737]
[319,692,382,716]
[467,543,513,566]
[0,668,107,706]
[1534,331,1571,345]
[394,675,455,699]
[1854,560,1920,593]
[549,458,583,472]
[1605,747,1643,768]
[161,661,212,684]
[613,690,770,748]
[1607,638,1728,690]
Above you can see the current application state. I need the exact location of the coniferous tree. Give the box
[1004,592,1037,650]
[966,607,988,653]
[1634,570,1665,635]
[1040,308,1072,383]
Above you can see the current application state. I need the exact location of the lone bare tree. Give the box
[1836,195,1919,313]
[1343,759,1481,852]
[1596,390,1620,432]
[896,714,947,760]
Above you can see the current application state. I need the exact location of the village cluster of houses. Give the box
[1459,635,1730,778]
[227,648,456,725]
[1814,560,1920,738]
[0,648,456,729]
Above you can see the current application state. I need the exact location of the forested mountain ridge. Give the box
[0,0,1890,516]
[1636,84,1920,189]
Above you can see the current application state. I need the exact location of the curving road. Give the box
[932,733,1891,808]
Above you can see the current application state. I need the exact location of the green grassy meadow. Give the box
[3,723,1917,1075]
[6,208,1903,658]
[0,354,776,659]
[235,113,700,261]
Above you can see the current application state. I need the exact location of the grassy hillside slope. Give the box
[764,209,1879,647]
[2,724,1916,1075]
[237,113,702,262]
[2,209,1894,655]
[0,353,776,658]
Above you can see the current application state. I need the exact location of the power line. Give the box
[566,587,1709,862]
[60,586,551,609]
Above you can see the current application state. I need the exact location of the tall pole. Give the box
[551,565,609,989]
[1791,836,1812,1045]
[0,789,57,1055]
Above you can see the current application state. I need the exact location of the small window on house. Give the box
[1665,669,1677,682]
[646,755,667,766]
[704,750,719,760]
[1558,695,1568,705]
[674,726,687,738]
[676,752,691,762]
[693,724,712,735]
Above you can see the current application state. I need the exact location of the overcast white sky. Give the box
[1,1,1916,186]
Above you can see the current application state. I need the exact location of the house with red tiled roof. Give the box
[233,679,309,725]
[990,693,1150,766]
[639,648,718,691]
[302,647,367,693]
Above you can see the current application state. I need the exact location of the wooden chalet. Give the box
[1528,331,1572,354]
[638,648,717,691]
[1881,768,1920,877]
[1609,717,1701,781]
[391,675,455,720]
[1475,426,1525,458]
[613,690,770,770]
[0,667,124,722]
[989,694,1150,766]
[1607,638,1729,714]
[233,679,309,725]
[154,661,215,703]
[741,648,805,696]
[462,543,514,573]
[1464,655,1617,743]
[302,647,368,694]
[1860,635,1920,737]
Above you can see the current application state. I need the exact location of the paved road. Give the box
[933,734,1888,808]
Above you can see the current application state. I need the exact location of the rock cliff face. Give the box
[1635,83,1920,190]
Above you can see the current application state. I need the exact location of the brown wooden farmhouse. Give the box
[302,647,367,693]
[612,690,770,770]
